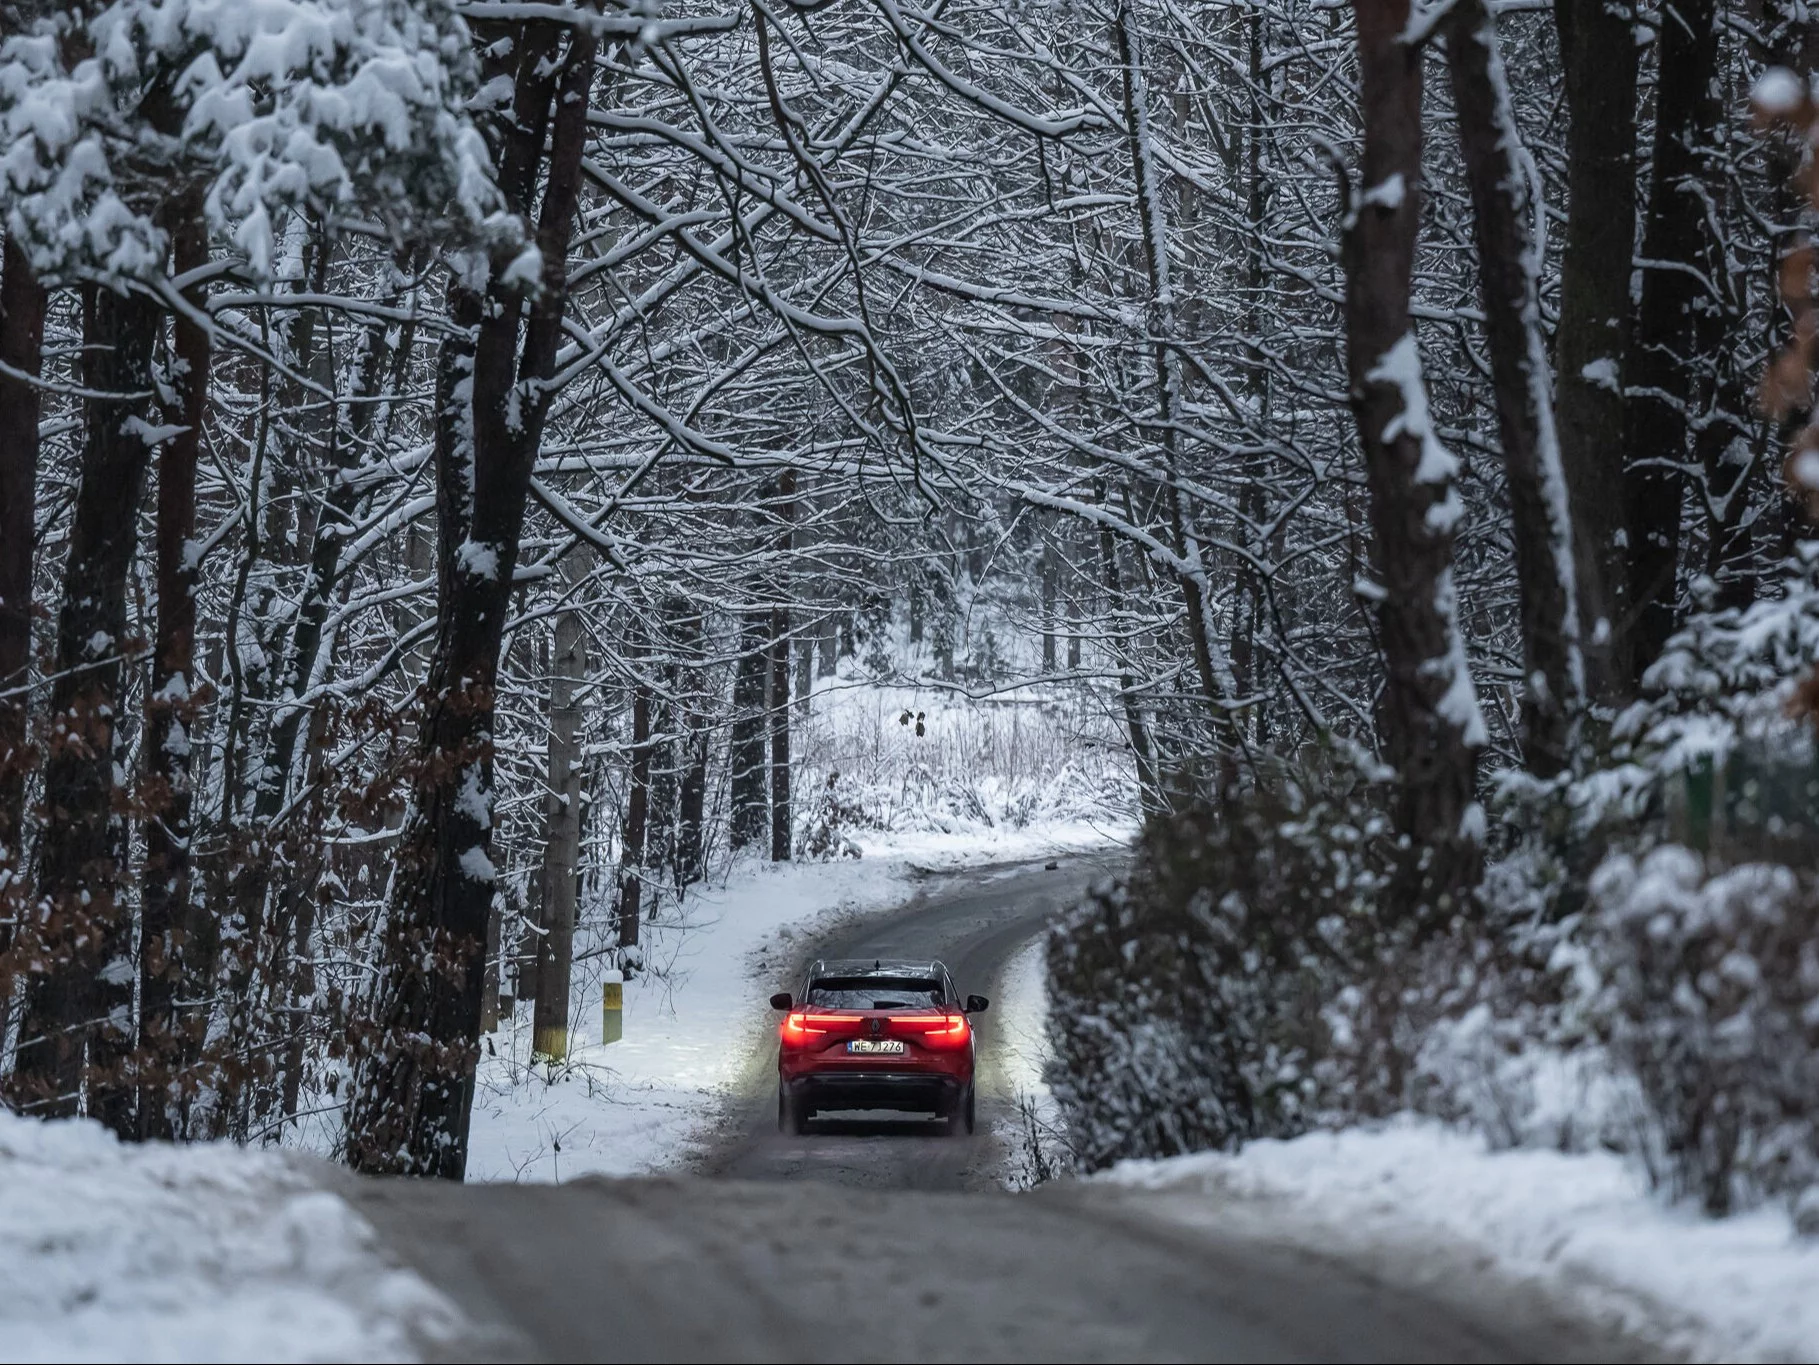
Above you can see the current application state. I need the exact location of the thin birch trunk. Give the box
[532,564,587,1058]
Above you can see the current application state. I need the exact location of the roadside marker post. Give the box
[602,969,623,1044]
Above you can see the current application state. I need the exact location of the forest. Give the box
[0,0,1815,1215]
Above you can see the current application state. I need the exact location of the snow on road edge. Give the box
[1101,1118,1819,1363]
[0,1112,461,1364]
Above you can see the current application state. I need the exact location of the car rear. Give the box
[776,965,974,1132]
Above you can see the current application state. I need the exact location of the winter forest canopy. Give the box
[0,0,1816,1197]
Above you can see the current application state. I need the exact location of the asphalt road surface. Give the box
[348,856,1659,1364]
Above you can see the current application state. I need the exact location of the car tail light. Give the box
[781,1011,857,1046]
[890,1013,970,1048]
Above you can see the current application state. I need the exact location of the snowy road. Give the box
[346,861,1660,1364]
[694,854,1111,1191]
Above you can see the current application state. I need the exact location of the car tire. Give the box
[779,1083,812,1135]
[779,1082,811,1135]
[942,1085,974,1137]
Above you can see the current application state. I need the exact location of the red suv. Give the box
[770,958,989,1135]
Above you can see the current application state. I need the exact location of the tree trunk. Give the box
[1345,0,1484,917]
[139,211,211,1138]
[9,284,160,1127]
[729,606,770,852]
[1553,0,1641,704]
[1442,0,1584,777]
[1623,0,1722,681]
[1041,547,1058,671]
[769,470,795,863]
[1096,478,1160,809]
[532,568,586,1059]
[0,236,45,967]
[616,651,652,973]
[345,20,597,1179]
[671,603,709,887]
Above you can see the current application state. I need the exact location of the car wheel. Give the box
[779,1082,810,1135]
[941,1086,973,1137]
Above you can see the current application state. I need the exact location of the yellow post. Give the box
[601,969,623,1045]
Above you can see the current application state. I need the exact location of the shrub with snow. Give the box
[1045,771,1407,1170]
[1582,847,1819,1220]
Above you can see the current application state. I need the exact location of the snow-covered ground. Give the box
[465,820,1124,1183]
[993,907,1819,1361]
[0,1112,459,1364]
[990,934,1073,1190]
[1102,1120,1819,1364]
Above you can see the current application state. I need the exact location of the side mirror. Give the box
[965,994,989,1014]
[769,992,793,1010]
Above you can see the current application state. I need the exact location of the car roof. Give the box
[809,958,945,978]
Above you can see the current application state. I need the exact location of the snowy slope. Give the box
[0,1112,459,1364]
[1102,1120,1819,1364]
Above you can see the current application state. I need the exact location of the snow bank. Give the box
[1101,1118,1819,1363]
[990,934,1072,1189]
[0,1112,458,1363]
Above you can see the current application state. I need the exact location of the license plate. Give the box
[847,1039,905,1055]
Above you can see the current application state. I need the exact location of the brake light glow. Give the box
[781,1011,861,1045]
[890,1013,970,1046]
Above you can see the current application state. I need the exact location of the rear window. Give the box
[807,976,944,1010]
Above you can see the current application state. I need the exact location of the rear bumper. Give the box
[787,1071,964,1115]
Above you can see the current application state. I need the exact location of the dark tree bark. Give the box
[139,210,211,1138]
[729,606,770,852]
[1345,0,1483,915]
[1040,547,1058,671]
[1442,0,1584,776]
[768,619,792,862]
[769,469,795,863]
[345,20,597,1179]
[1624,0,1723,680]
[0,236,45,965]
[1553,0,1641,704]
[9,284,160,1127]
[670,602,709,887]
[616,654,652,971]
